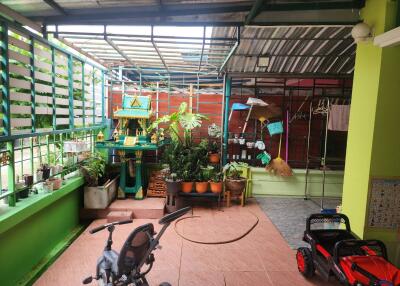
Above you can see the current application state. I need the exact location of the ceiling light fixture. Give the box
[257,56,270,67]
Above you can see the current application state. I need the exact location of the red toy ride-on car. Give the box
[296,213,400,286]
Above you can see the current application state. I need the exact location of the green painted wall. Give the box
[251,168,343,198]
[342,0,400,266]
[0,178,84,286]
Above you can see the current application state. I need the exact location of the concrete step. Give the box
[80,208,110,220]
[106,211,133,223]
[109,197,165,219]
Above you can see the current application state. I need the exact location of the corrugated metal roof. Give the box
[213,25,355,75]
[43,24,355,77]
[0,1,357,76]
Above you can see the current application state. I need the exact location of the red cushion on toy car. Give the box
[340,256,400,286]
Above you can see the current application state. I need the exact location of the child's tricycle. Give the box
[296,213,400,286]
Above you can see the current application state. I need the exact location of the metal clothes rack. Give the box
[304,96,349,210]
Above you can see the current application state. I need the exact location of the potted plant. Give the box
[161,142,184,193]
[47,177,62,190]
[165,173,182,194]
[195,173,208,193]
[195,165,213,193]
[81,153,119,209]
[181,169,194,193]
[209,171,223,193]
[16,175,29,198]
[39,163,51,180]
[223,162,248,196]
[208,141,220,163]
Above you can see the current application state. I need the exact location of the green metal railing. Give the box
[0,17,107,207]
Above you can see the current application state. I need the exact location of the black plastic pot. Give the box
[24,175,34,187]
[165,179,182,194]
[42,168,50,180]
[18,187,29,199]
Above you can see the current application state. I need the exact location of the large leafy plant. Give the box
[147,102,208,147]
[161,139,209,181]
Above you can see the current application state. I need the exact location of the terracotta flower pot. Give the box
[181,181,194,193]
[208,153,220,164]
[225,178,246,196]
[49,178,63,190]
[209,181,223,193]
[195,182,208,193]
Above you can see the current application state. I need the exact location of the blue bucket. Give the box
[267,121,283,136]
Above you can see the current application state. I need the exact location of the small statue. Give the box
[151,133,158,144]
[97,131,104,141]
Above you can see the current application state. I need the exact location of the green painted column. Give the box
[342,0,400,266]
[68,55,74,129]
[222,75,231,166]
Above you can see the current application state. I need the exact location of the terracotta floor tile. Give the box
[267,270,341,286]
[216,245,265,271]
[223,271,273,286]
[147,268,180,286]
[258,243,298,271]
[180,241,221,272]
[179,270,225,286]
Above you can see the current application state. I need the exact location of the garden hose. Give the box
[173,211,259,245]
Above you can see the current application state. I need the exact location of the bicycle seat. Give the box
[117,223,155,276]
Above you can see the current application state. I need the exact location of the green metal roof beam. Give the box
[198,26,206,73]
[151,26,170,73]
[245,0,267,25]
[219,27,240,74]
[43,0,68,16]
[105,36,141,72]
[34,3,253,25]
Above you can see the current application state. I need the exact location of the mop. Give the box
[266,133,293,177]
[228,103,250,121]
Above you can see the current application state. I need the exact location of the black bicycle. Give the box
[83,206,191,286]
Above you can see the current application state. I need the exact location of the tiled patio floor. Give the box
[34,199,340,286]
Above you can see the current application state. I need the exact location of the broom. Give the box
[266,133,293,176]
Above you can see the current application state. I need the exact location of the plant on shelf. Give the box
[209,171,223,194]
[223,162,248,196]
[181,168,195,193]
[208,140,220,163]
[147,102,208,147]
[195,172,209,194]
[161,138,211,194]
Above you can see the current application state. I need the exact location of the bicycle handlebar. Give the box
[158,206,191,225]
[89,219,133,234]
[118,219,134,225]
